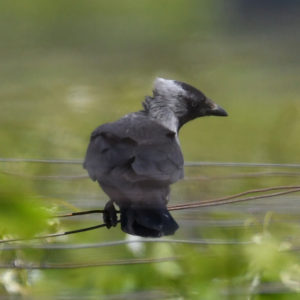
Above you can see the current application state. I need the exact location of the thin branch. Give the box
[168,188,300,211]
[0,256,178,269]
[53,185,300,217]
[173,185,300,206]
[0,186,299,244]
[0,223,113,244]
[53,209,109,218]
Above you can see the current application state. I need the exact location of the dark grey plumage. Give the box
[84,78,227,237]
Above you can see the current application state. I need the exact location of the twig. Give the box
[0,186,299,244]
[53,186,300,220]
[53,209,109,218]
[168,188,300,211]
[0,223,112,244]
[173,185,300,206]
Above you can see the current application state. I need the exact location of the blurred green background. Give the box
[0,0,300,299]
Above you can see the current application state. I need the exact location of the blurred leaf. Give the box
[0,176,49,237]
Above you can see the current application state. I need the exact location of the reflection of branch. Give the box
[0,256,178,269]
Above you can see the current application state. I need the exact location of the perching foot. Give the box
[103,200,118,228]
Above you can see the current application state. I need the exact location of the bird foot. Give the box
[103,201,118,229]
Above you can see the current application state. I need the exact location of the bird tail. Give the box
[120,205,179,237]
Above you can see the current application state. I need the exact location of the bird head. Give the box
[146,77,228,129]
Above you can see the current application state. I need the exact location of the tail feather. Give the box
[120,205,178,237]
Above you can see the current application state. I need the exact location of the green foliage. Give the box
[0,176,49,237]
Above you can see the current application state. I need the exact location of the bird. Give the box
[83,78,228,237]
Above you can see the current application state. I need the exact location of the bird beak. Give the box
[208,100,228,117]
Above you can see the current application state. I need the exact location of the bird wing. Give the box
[83,113,184,185]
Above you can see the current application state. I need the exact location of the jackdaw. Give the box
[84,78,227,237]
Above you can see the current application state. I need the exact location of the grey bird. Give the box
[83,78,228,237]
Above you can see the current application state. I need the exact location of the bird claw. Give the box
[103,201,118,228]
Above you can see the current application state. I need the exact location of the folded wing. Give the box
[83,113,184,188]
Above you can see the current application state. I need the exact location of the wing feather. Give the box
[83,113,184,185]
